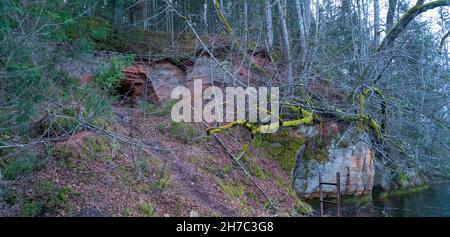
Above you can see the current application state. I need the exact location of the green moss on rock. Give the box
[303,135,330,164]
[253,129,304,172]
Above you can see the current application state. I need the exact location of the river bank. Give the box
[306,182,450,217]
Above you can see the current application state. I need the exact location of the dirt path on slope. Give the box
[150,145,237,216]
[113,106,237,216]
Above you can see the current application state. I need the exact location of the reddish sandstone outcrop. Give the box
[149,60,186,101]
[120,64,158,103]
[293,140,374,199]
[120,60,184,103]
[119,51,274,104]
[293,122,374,199]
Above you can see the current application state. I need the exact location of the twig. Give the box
[200,122,278,213]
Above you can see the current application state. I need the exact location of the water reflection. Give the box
[308,183,450,217]
[367,183,450,217]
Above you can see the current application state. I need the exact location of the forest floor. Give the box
[0,102,308,217]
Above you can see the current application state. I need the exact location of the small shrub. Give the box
[397,171,409,183]
[2,189,17,206]
[246,191,257,201]
[63,16,123,52]
[83,136,108,155]
[27,180,78,215]
[134,158,151,176]
[2,154,40,180]
[141,100,177,116]
[122,208,132,217]
[21,201,42,217]
[50,146,79,168]
[223,164,233,175]
[51,135,107,166]
[140,101,158,115]
[157,121,200,144]
[93,55,134,93]
[202,158,232,178]
[53,116,79,134]
[186,156,198,164]
[217,180,245,199]
[216,179,252,215]
[48,186,74,209]
[244,159,267,179]
[295,200,313,216]
[148,171,171,191]
[153,100,177,116]
[81,86,114,119]
[137,202,157,217]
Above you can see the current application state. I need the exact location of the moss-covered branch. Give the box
[207,120,257,135]
[214,0,234,36]
[379,0,450,50]
[357,87,385,143]
[207,106,313,136]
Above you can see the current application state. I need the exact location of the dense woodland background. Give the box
[0,0,449,216]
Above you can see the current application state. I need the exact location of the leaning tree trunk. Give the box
[358,0,450,176]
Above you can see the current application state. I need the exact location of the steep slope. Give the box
[0,102,311,217]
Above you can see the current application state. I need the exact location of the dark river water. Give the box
[309,183,450,217]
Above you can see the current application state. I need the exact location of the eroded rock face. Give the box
[374,162,426,191]
[186,56,235,87]
[119,51,275,105]
[120,56,244,104]
[121,64,157,103]
[292,126,375,199]
[149,61,186,101]
[121,61,185,103]
[373,164,393,191]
